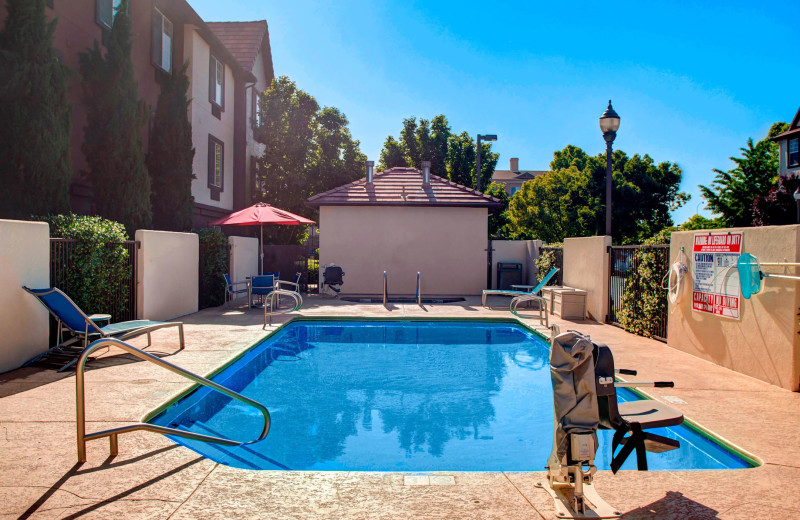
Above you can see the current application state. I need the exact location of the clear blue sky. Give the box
[190,0,799,225]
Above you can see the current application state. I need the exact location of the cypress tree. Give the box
[79,0,151,234]
[148,62,195,231]
[0,0,71,218]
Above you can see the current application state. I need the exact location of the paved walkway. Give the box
[1,296,797,519]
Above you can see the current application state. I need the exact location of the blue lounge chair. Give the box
[481,267,559,307]
[23,286,185,371]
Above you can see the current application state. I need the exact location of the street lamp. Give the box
[599,100,620,237]
[794,188,800,224]
[476,134,497,192]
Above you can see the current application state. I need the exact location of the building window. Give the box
[208,135,224,200]
[96,0,123,30]
[789,138,800,168]
[151,8,173,74]
[511,187,520,195]
[209,55,225,111]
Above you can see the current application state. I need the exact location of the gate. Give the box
[607,244,670,341]
[50,238,139,322]
[538,246,564,286]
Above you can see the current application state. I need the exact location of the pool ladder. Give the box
[382,271,422,307]
[75,338,270,463]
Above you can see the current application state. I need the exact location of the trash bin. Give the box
[496,262,522,290]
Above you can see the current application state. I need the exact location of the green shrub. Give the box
[39,214,131,318]
[616,229,673,338]
[536,242,562,286]
[197,228,228,309]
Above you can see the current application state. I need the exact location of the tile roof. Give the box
[490,170,547,181]
[206,21,268,73]
[306,167,504,209]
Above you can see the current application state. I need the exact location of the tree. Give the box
[678,214,725,231]
[507,145,686,244]
[79,0,151,234]
[148,62,195,231]
[700,122,788,227]
[0,0,71,218]
[429,115,451,178]
[400,117,420,168]
[378,136,407,170]
[446,131,475,187]
[752,175,800,226]
[253,76,365,243]
[485,182,511,238]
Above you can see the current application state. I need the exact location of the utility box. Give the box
[496,262,522,290]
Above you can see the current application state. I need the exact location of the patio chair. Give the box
[481,267,558,307]
[223,274,249,306]
[249,274,276,308]
[322,265,345,296]
[22,286,184,372]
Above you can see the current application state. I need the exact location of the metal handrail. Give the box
[383,271,388,306]
[416,272,422,306]
[264,289,303,327]
[510,294,549,327]
[76,338,270,463]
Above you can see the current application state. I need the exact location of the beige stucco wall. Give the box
[0,220,50,373]
[491,240,541,288]
[229,236,258,285]
[668,225,800,391]
[319,206,488,295]
[136,230,199,321]
[563,235,611,321]
[185,27,236,211]
[245,50,268,204]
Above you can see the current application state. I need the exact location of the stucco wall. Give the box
[319,206,487,295]
[136,230,199,321]
[229,236,258,285]
[186,27,236,211]
[668,225,800,391]
[0,220,50,373]
[563,236,611,321]
[491,240,540,288]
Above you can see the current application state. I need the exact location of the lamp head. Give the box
[479,134,498,141]
[599,100,620,134]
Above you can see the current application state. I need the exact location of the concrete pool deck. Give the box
[1,295,798,519]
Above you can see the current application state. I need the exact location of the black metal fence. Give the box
[539,246,564,286]
[50,238,138,322]
[607,245,670,341]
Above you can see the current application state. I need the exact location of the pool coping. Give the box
[141,315,763,470]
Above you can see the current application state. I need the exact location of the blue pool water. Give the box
[150,320,755,471]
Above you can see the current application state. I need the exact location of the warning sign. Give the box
[692,232,742,319]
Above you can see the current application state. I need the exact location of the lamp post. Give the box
[794,188,800,224]
[476,134,497,192]
[599,100,620,237]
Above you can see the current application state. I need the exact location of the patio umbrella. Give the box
[209,202,315,275]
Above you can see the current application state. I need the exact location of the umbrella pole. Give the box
[260,224,264,275]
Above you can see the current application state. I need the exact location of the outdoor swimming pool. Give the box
[148,320,756,471]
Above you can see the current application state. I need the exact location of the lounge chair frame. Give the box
[482,267,559,307]
[23,286,184,371]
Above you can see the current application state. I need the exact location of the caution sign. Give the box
[692,232,742,319]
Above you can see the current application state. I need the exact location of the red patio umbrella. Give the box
[209,202,315,274]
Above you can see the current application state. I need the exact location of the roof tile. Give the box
[206,21,267,73]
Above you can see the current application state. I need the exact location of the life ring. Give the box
[664,261,687,304]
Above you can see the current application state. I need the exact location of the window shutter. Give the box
[151,9,162,68]
[208,136,215,187]
[97,0,112,28]
[209,55,216,105]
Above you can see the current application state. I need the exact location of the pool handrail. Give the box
[415,272,422,307]
[383,271,388,306]
[264,289,303,327]
[76,338,271,463]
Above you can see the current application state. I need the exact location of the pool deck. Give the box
[1,295,798,519]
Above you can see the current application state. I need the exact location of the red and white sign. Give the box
[692,232,742,319]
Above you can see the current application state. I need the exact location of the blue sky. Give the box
[190,0,799,225]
